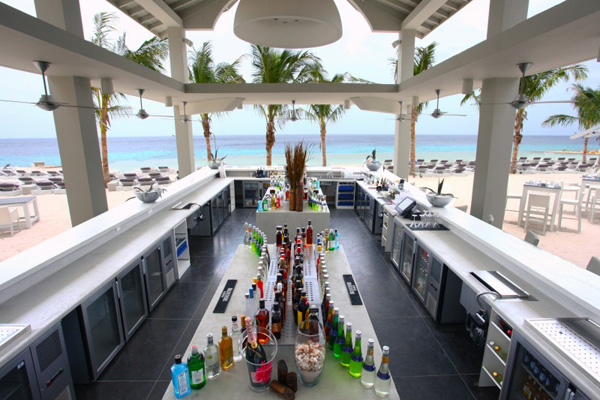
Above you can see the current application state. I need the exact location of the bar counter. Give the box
[256,202,330,243]
[162,243,400,399]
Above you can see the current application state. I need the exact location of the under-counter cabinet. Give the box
[0,348,41,399]
[80,281,125,380]
[143,244,168,312]
[116,262,148,341]
[30,325,74,399]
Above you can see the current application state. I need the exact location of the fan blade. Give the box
[442,113,467,117]
[531,100,575,104]
[0,99,38,105]
[61,104,97,110]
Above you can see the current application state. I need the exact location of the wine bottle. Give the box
[349,330,363,378]
[361,338,376,389]
[341,322,353,368]
[187,345,206,390]
[375,346,391,398]
[244,317,270,389]
[219,326,234,371]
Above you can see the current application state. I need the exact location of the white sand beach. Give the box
[1,169,598,268]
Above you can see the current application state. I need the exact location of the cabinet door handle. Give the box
[115,280,121,298]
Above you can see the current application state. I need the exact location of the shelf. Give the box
[521,362,558,399]
[481,366,502,390]
[486,343,507,366]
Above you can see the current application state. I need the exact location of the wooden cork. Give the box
[286,372,298,393]
[277,359,288,385]
[269,380,295,400]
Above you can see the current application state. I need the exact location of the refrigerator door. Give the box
[412,244,431,303]
[501,332,568,400]
[399,231,416,285]
[0,348,41,400]
[143,246,166,311]
[390,220,404,271]
[117,262,148,341]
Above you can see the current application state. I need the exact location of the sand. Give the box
[1,169,598,269]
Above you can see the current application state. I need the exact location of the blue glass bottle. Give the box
[171,354,191,398]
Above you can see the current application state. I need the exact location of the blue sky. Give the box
[0,0,598,139]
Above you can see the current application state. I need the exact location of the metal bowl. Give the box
[426,193,454,207]
[135,190,160,203]
[365,161,381,171]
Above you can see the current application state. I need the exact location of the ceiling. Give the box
[106,0,472,38]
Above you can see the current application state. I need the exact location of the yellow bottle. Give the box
[218,326,234,370]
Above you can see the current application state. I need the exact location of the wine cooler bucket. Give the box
[239,327,278,392]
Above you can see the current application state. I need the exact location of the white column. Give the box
[34,0,108,226]
[167,26,196,177]
[487,0,529,37]
[393,29,415,179]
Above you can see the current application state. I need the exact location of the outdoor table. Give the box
[162,244,400,399]
[517,183,562,231]
[0,196,40,228]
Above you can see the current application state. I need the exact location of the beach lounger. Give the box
[30,170,44,176]
[557,157,565,161]
[140,167,152,173]
[543,158,552,162]
[440,160,448,165]
[123,173,138,179]
[554,166,568,172]
[149,172,162,179]
[156,176,171,185]
[417,166,428,174]
[433,166,447,174]
[452,167,466,174]
[137,177,154,185]
[518,157,528,162]
[536,163,550,172]
[47,171,60,177]
[54,181,66,189]
[532,157,541,161]
[0,183,20,191]
[120,178,136,187]
[18,177,35,185]
[35,180,54,190]
[2,169,15,176]
[158,166,170,173]
[576,164,592,172]
[16,170,28,177]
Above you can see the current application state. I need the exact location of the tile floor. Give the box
[75,208,499,400]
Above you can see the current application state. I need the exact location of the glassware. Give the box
[240,320,277,392]
[361,338,376,388]
[349,330,363,378]
[295,310,326,386]
[231,316,242,363]
[203,333,221,380]
[375,346,391,397]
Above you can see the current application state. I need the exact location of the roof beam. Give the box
[135,0,182,27]
[401,0,446,30]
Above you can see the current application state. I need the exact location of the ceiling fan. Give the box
[489,63,574,110]
[0,61,94,111]
[387,101,411,121]
[431,89,466,119]
[135,89,192,122]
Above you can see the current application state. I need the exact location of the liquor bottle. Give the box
[244,317,269,390]
[171,354,191,398]
[301,227,307,248]
[322,292,331,321]
[219,326,234,371]
[361,338,376,389]
[375,346,391,397]
[262,197,268,212]
[187,345,206,390]
[245,292,254,321]
[252,283,259,309]
[296,291,308,325]
[271,303,282,339]
[243,223,249,246]
[306,220,313,246]
[334,229,340,249]
[340,322,353,368]
[328,307,339,350]
[324,229,329,252]
[255,299,270,334]
[256,274,264,299]
[329,229,335,251]
[334,315,345,359]
[325,300,335,342]
[231,316,242,363]
[276,226,283,248]
[302,305,321,335]
[349,330,363,378]
[203,333,221,380]
[317,236,322,253]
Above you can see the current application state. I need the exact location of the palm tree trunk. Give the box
[410,107,418,176]
[320,122,327,167]
[100,95,110,185]
[510,109,525,174]
[202,114,212,162]
[583,137,588,164]
[266,119,275,166]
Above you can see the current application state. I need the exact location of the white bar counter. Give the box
[162,244,400,400]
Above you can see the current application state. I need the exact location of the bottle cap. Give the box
[329,300,335,307]
[368,338,375,345]
[253,277,258,284]
[245,292,249,299]
[222,326,228,335]
[356,330,362,338]
[175,354,182,364]
[207,333,214,343]
[232,315,238,322]
[382,346,390,355]
[252,283,257,290]
[273,303,280,311]
[191,345,199,354]
[260,299,265,308]
[339,315,345,322]
[346,322,352,328]
[334,307,339,312]
[308,220,312,224]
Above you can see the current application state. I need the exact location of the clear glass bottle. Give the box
[349,330,363,378]
[361,338,376,389]
[231,316,242,363]
[334,229,340,249]
[219,326,234,371]
[171,354,191,398]
[374,346,391,397]
[340,322,353,368]
[328,307,339,350]
[203,333,221,380]
[187,344,206,390]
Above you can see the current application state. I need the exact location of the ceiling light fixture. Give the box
[234,0,342,48]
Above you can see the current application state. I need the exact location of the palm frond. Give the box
[91,12,117,48]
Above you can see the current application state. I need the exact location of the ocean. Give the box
[0,134,590,172]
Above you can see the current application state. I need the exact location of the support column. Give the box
[487,0,529,37]
[35,0,108,226]
[393,30,415,179]
[168,26,195,177]
[470,78,519,227]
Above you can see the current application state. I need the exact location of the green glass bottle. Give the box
[329,229,335,251]
[187,344,206,390]
[340,322,353,368]
[349,330,363,378]
[328,307,339,350]
[333,315,345,359]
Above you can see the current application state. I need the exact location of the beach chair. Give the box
[452,167,466,174]
[416,159,425,166]
[383,160,393,171]
[18,177,35,185]
[575,164,591,172]
[557,182,584,233]
[158,166,170,173]
[2,169,15,176]
[123,172,138,179]
[54,181,66,189]
[149,172,162,179]
[536,163,550,172]
[524,193,551,235]
[16,170,28,177]
[554,166,568,172]
[140,167,152,174]
[518,157,528,162]
[156,176,171,185]
[138,177,154,186]
[30,170,44,177]
[47,171,60,177]
[0,183,20,192]
[532,157,541,162]
[440,160,448,165]
[433,166,446,174]
[417,165,429,175]
[35,180,54,190]
[589,157,597,165]
[0,207,21,236]
[557,157,566,162]
[120,178,136,187]
[543,158,552,162]
[429,159,438,167]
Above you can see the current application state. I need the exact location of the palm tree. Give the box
[303,74,347,166]
[189,41,245,162]
[249,45,321,165]
[392,43,437,176]
[90,12,168,183]
[543,84,600,164]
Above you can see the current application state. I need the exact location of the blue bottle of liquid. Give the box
[171,354,191,398]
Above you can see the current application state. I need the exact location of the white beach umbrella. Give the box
[570,126,600,140]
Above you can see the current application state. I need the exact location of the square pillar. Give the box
[168,27,196,177]
[487,0,529,37]
[48,77,108,226]
[393,30,415,178]
[470,78,519,227]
